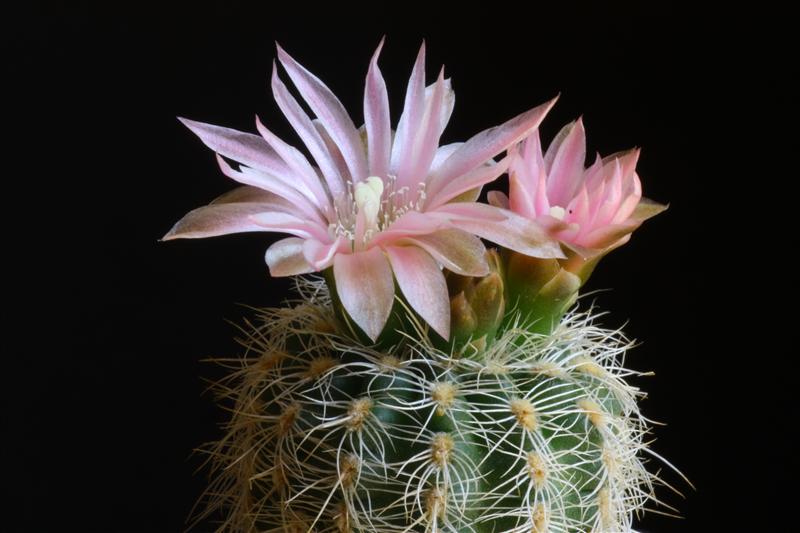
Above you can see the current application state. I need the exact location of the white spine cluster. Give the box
[192,280,681,532]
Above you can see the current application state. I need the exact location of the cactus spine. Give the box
[195,251,676,532]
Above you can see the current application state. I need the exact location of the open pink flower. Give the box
[164,41,562,341]
[491,118,666,254]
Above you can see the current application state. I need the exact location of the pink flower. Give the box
[164,41,562,341]
[491,118,667,254]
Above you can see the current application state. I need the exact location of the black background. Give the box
[7,1,791,531]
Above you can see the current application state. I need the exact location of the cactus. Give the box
[192,255,676,532]
[166,42,682,532]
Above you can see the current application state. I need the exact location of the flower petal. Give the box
[426,96,558,201]
[178,117,291,177]
[364,38,392,178]
[487,190,510,209]
[162,202,275,240]
[303,237,345,270]
[433,77,455,136]
[435,203,565,259]
[248,212,329,241]
[580,220,641,249]
[400,229,489,277]
[334,247,395,341]
[255,115,332,214]
[426,156,510,209]
[390,42,426,180]
[216,154,325,223]
[429,143,463,174]
[427,201,506,222]
[368,210,450,247]
[545,118,587,207]
[276,44,368,182]
[313,120,352,184]
[398,68,447,190]
[271,63,347,199]
[386,245,450,339]
[209,186,286,205]
[266,237,315,276]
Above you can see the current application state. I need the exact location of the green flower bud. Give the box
[445,250,506,352]
[504,251,581,335]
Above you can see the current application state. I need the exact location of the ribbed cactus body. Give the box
[200,276,658,532]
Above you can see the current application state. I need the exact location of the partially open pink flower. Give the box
[164,41,562,341]
[491,118,666,255]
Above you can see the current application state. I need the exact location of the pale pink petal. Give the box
[426,157,510,209]
[391,42,427,184]
[584,177,607,229]
[276,44,368,182]
[546,118,587,207]
[577,197,665,249]
[508,146,538,219]
[612,196,641,227]
[368,211,450,247]
[487,190,510,209]
[385,245,450,339]
[434,204,565,259]
[334,247,395,341]
[364,38,392,178]
[580,219,640,249]
[209,186,287,205]
[216,154,325,224]
[266,237,315,276]
[565,185,591,235]
[248,212,329,241]
[613,174,643,224]
[399,69,446,189]
[432,78,455,137]
[426,96,558,200]
[602,148,640,178]
[584,153,605,192]
[429,143,463,175]
[255,116,332,214]
[271,63,346,198]
[509,133,547,218]
[178,117,291,178]
[509,169,537,219]
[303,237,344,270]
[162,203,276,240]
[593,160,624,227]
[313,120,352,183]
[533,163,550,216]
[427,201,507,222]
[400,229,489,277]
[543,118,574,170]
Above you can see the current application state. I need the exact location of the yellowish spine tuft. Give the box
[430,381,458,416]
[510,398,539,431]
[347,397,373,431]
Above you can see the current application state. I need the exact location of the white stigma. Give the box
[354,176,385,230]
[549,205,566,220]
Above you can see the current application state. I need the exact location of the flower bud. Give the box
[445,250,506,351]
[505,252,580,334]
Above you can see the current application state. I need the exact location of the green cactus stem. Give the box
[193,273,679,532]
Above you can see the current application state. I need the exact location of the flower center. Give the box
[330,175,426,245]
